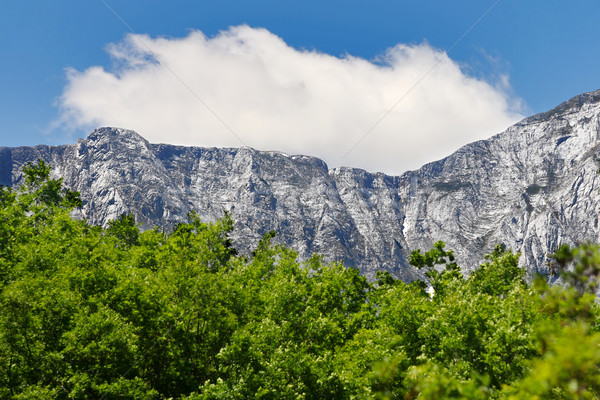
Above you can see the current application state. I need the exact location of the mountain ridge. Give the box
[3,90,600,280]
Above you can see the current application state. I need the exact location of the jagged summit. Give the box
[2,90,600,280]
[83,127,153,153]
[522,88,600,124]
[86,126,144,140]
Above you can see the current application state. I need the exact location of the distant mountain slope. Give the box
[2,90,600,280]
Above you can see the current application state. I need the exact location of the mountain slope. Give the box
[2,91,600,280]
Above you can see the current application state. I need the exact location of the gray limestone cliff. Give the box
[3,90,600,280]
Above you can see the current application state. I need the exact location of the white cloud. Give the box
[57,25,523,174]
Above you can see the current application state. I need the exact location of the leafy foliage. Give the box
[1,161,600,398]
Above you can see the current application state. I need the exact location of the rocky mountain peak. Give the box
[85,126,149,145]
[521,89,600,125]
[79,127,153,159]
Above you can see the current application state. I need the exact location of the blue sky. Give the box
[2,1,600,173]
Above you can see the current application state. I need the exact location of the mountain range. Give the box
[2,90,600,280]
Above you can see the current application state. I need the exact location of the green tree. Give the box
[409,240,462,299]
[4,161,600,399]
[106,213,140,248]
[468,244,525,297]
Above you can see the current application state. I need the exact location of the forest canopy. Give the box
[1,161,600,399]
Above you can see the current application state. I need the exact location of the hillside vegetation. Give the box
[1,161,600,399]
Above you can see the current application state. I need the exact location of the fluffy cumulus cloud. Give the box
[57,25,523,174]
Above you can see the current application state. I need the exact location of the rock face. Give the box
[3,91,600,280]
